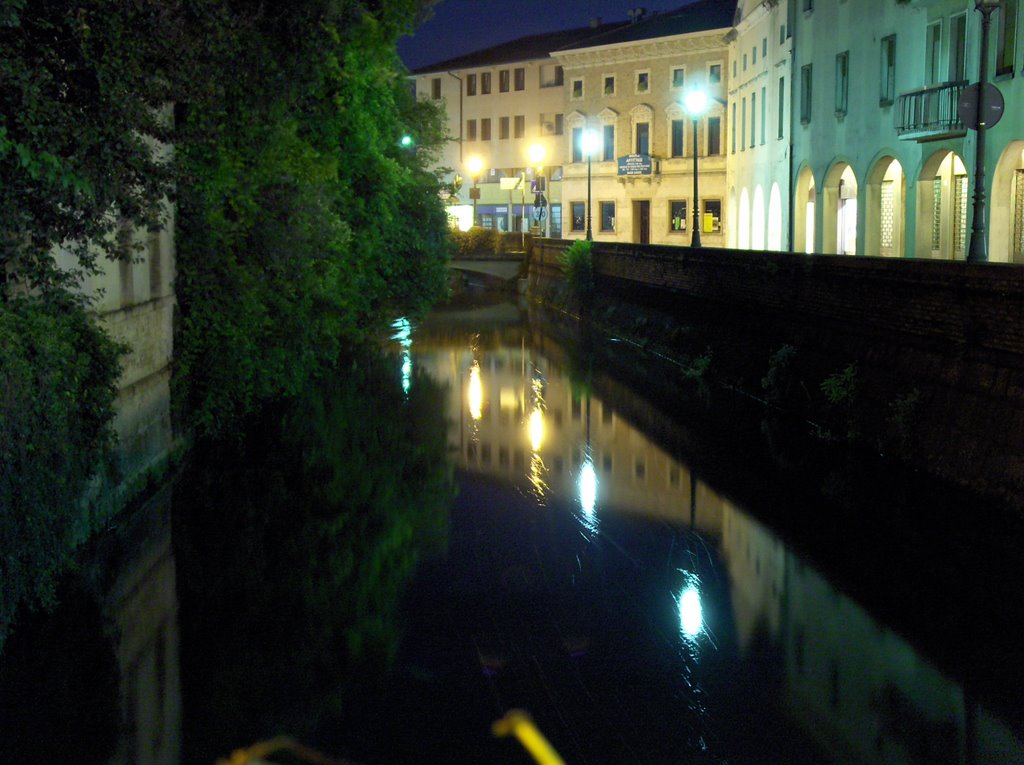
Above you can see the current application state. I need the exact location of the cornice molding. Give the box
[554,31,730,70]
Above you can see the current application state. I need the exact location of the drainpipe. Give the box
[786,1,797,253]
[447,71,463,164]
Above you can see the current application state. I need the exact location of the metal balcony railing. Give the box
[895,80,968,141]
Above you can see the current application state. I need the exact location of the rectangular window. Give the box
[760,87,766,144]
[998,0,1018,77]
[800,64,812,123]
[835,51,849,115]
[670,200,688,232]
[803,0,813,11]
[672,67,685,88]
[926,21,942,85]
[709,64,722,83]
[636,122,650,155]
[550,203,562,235]
[880,35,896,105]
[763,37,768,58]
[753,45,757,65]
[431,77,441,99]
[604,75,616,95]
[540,64,563,87]
[555,113,564,135]
[481,118,491,140]
[148,231,161,297]
[703,200,722,233]
[600,201,615,232]
[467,74,477,96]
[950,13,967,81]
[732,102,737,153]
[571,201,586,231]
[636,71,650,92]
[467,119,477,141]
[572,127,583,163]
[741,98,747,149]
[603,124,615,161]
[743,53,748,71]
[514,115,525,139]
[780,23,786,45]
[671,119,685,157]
[778,76,786,138]
[500,116,510,139]
[499,69,510,92]
[708,116,721,155]
[514,67,525,90]
[481,71,491,94]
[750,92,757,147]
[571,78,584,99]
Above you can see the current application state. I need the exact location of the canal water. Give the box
[1,299,1023,764]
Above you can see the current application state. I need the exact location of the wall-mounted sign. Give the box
[617,154,653,176]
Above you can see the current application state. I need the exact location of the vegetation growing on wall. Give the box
[559,239,595,307]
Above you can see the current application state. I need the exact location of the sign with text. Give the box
[617,154,653,176]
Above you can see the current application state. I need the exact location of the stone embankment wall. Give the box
[529,239,1024,512]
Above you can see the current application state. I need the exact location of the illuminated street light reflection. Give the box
[390,317,414,395]
[468,360,483,421]
[678,582,704,640]
[579,455,598,532]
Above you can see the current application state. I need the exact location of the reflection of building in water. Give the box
[419,342,722,529]
[721,503,1024,765]
[419,336,1024,765]
[105,488,181,765]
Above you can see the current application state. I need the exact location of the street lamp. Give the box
[684,89,709,248]
[467,155,483,228]
[581,129,602,241]
[968,0,1002,262]
[528,143,548,237]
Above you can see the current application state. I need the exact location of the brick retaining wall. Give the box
[530,239,1024,512]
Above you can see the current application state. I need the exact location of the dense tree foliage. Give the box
[0,296,124,645]
[172,0,452,436]
[1,0,452,643]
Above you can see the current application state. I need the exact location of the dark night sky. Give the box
[398,0,703,71]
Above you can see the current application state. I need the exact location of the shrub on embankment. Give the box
[0,298,124,648]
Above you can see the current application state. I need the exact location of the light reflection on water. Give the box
[409,313,1024,765]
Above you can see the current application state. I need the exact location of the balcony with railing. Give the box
[895,81,968,141]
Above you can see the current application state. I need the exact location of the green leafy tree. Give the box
[172,0,452,437]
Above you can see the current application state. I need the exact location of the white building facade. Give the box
[789,0,1024,261]
[726,0,793,250]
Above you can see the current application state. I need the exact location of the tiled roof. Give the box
[409,22,630,75]
[555,0,736,51]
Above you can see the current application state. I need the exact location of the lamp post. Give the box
[528,143,548,237]
[467,155,483,228]
[968,0,1002,263]
[684,89,709,248]
[581,129,601,241]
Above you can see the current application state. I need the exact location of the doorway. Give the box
[633,200,650,244]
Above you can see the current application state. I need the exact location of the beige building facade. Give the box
[554,1,734,245]
[411,29,605,235]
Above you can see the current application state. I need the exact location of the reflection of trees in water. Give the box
[0,576,120,764]
[173,351,455,761]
